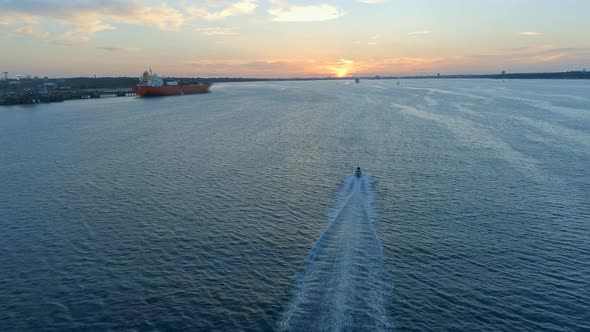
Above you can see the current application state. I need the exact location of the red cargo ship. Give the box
[132,69,211,97]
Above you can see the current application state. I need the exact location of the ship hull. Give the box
[132,84,210,97]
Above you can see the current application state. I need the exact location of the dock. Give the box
[0,89,137,106]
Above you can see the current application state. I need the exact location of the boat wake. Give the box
[281,175,393,331]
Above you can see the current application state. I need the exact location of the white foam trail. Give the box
[326,176,354,222]
[281,175,392,331]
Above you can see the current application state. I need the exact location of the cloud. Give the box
[0,1,185,44]
[483,46,590,69]
[519,31,543,36]
[198,27,239,36]
[56,20,116,44]
[98,46,139,52]
[2,24,47,39]
[0,13,46,37]
[183,59,317,77]
[188,1,258,21]
[408,30,431,35]
[359,0,385,3]
[453,46,590,73]
[501,46,544,52]
[269,3,344,22]
[529,54,564,62]
[3,1,185,30]
[525,47,588,63]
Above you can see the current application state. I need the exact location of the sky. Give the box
[1,0,589,78]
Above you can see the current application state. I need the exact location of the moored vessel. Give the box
[132,69,211,97]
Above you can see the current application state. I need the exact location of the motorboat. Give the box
[354,166,362,177]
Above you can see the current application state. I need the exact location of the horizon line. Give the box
[4,69,588,80]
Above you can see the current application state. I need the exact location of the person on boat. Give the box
[355,166,362,177]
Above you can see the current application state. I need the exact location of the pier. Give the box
[0,89,137,106]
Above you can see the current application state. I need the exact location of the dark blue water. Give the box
[1,80,589,331]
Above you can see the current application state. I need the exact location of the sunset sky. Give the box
[1,0,589,78]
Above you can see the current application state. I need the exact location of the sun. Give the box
[336,68,349,78]
[324,59,355,78]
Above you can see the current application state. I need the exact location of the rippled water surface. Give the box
[1,79,589,331]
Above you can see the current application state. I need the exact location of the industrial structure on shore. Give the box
[0,73,138,106]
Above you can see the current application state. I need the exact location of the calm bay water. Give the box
[1,79,589,331]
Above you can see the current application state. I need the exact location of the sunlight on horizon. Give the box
[327,59,356,78]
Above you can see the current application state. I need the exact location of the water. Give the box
[1,79,589,331]
[282,176,392,331]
